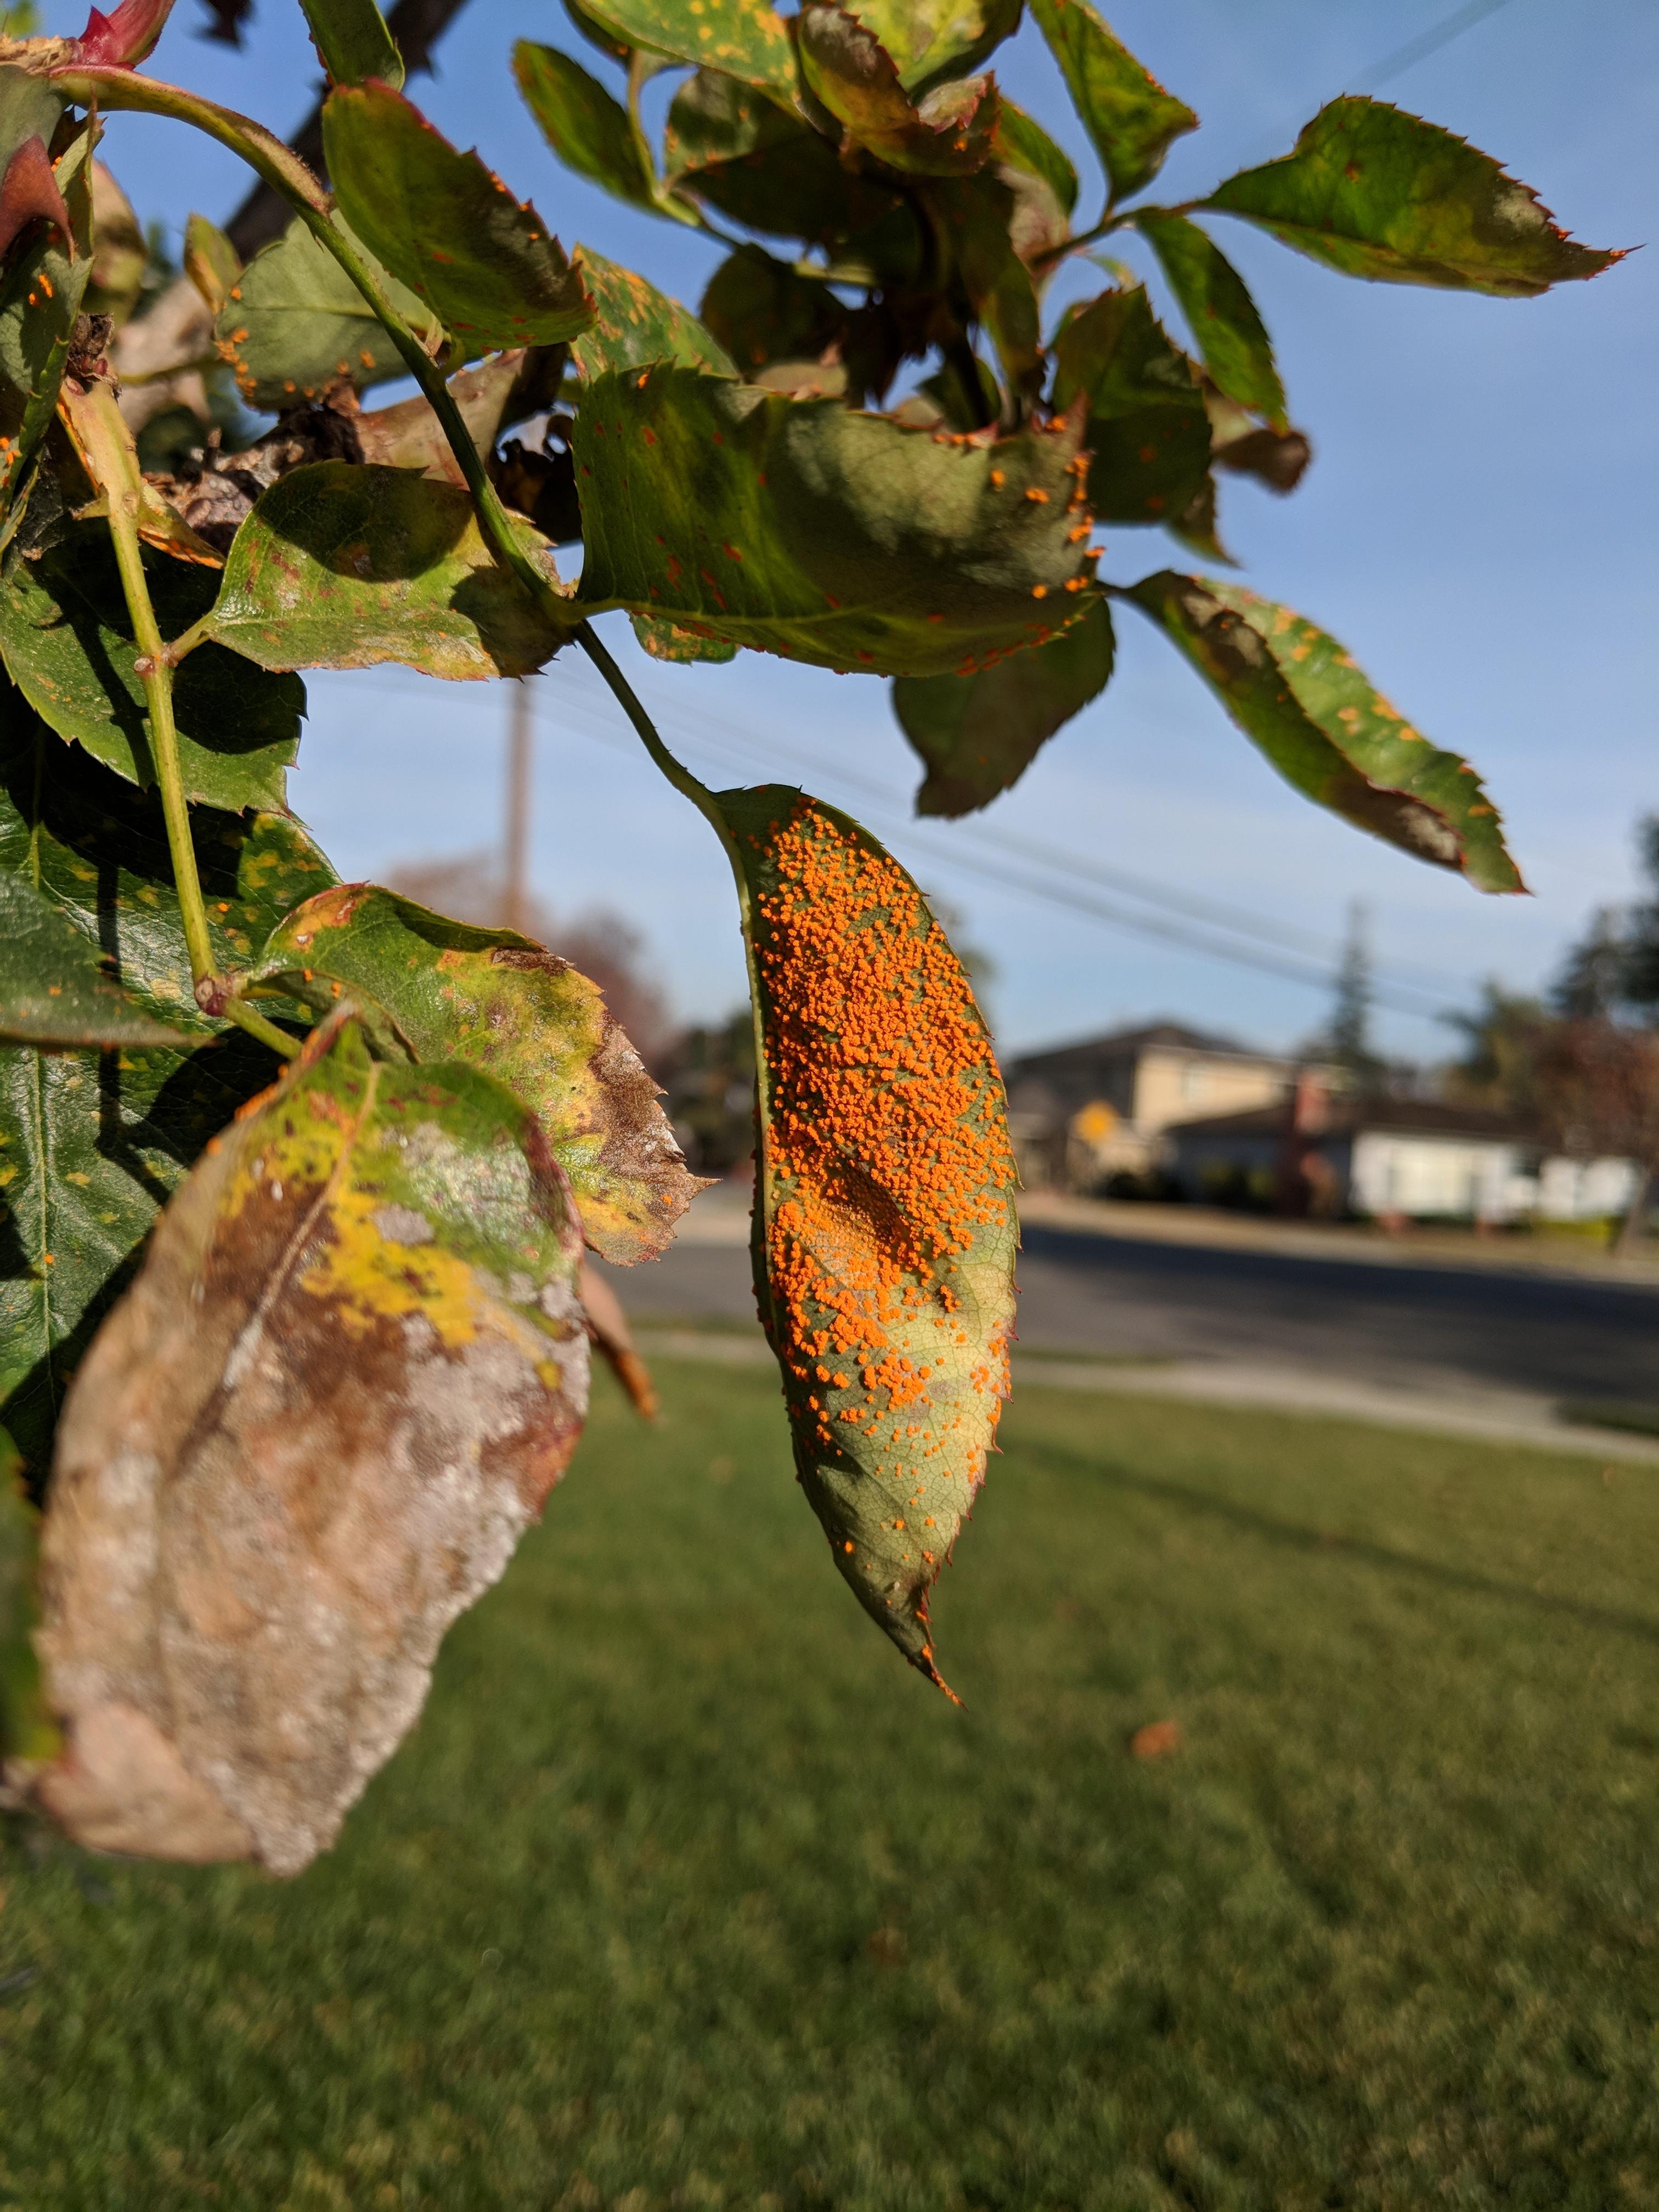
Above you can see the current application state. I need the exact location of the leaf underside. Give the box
[716,785,1018,1688]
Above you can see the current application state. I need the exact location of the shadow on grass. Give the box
[1033,1436,1659,1648]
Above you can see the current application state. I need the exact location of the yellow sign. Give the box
[1073,1101,1118,1146]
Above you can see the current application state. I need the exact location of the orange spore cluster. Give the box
[754,803,1014,1454]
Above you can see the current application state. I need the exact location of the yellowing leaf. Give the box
[36,1015,590,1874]
[251,884,704,1265]
[716,787,1018,1688]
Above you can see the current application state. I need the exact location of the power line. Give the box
[1240,0,1521,165]
[579,656,1469,997]
[532,661,1465,1019]
[317,662,1479,1018]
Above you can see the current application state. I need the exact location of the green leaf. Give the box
[249,884,704,1265]
[569,245,735,380]
[572,365,1097,675]
[0,523,303,812]
[631,614,738,664]
[0,873,194,1049]
[894,591,1115,815]
[797,4,998,177]
[715,786,1017,1685]
[571,0,797,95]
[36,1013,589,1873]
[0,61,64,176]
[514,40,657,215]
[216,215,442,411]
[1028,0,1197,205]
[202,463,573,682]
[1051,283,1211,526]
[564,0,636,65]
[323,81,595,351]
[701,243,847,375]
[1205,98,1623,296]
[84,159,149,329]
[0,130,92,539]
[0,710,335,1471]
[931,172,1042,400]
[1138,211,1286,428]
[1127,572,1523,891]
[182,211,240,316]
[666,67,916,261]
[299,0,404,89]
[994,97,1079,218]
[1,1437,55,1763]
[847,0,1021,95]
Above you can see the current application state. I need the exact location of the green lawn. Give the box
[4,1359,1659,2210]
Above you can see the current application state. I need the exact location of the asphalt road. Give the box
[596,1221,1659,1410]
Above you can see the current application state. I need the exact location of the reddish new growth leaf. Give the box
[72,0,178,67]
[0,139,71,266]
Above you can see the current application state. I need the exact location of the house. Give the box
[1005,1022,1316,1190]
[1163,1088,1640,1224]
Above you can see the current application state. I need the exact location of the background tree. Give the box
[0,0,1623,1870]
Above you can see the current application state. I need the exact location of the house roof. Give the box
[1008,1020,1279,1077]
[1165,1097,1534,1143]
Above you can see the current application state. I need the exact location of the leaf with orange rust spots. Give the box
[796,5,998,178]
[323,81,595,352]
[1206,98,1623,297]
[0,121,91,535]
[213,215,441,411]
[571,0,798,98]
[202,463,574,681]
[572,365,1096,678]
[1127,572,1523,893]
[34,1013,590,1874]
[568,245,734,381]
[714,786,1018,1688]
[249,884,702,1265]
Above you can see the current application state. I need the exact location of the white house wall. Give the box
[1348,1133,1527,1221]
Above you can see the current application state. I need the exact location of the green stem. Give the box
[85,405,217,994]
[1029,201,1186,276]
[163,612,213,668]
[222,1001,301,1058]
[574,620,741,869]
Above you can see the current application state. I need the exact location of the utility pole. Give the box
[503,677,533,935]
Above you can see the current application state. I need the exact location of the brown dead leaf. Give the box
[35,1015,589,1875]
[1129,1720,1182,1760]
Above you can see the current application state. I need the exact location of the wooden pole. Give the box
[504,678,532,935]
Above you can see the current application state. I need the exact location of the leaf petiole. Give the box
[163,612,213,668]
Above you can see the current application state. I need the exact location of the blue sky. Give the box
[61,0,1657,1057]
